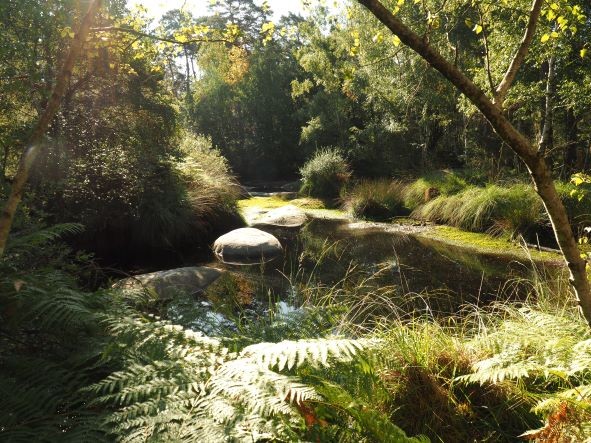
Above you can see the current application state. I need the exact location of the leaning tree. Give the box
[356,0,591,324]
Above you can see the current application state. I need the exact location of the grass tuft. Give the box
[345,179,408,220]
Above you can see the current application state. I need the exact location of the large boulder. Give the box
[252,205,308,229]
[213,228,282,264]
[114,266,223,299]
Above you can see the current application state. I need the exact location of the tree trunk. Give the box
[538,57,555,157]
[0,0,103,256]
[357,0,591,326]
[184,46,191,98]
[564,108,581,175]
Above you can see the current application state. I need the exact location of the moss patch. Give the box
[305,208,348,220]
[238,196,346,221]
[291,198,326,209]
[238,196,290,211]
[422,226,561,262]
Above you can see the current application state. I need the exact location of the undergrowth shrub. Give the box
[374,321,538,442]
[0,224,125,442]
[30,131,243,265]
[460,304,591,441]
[345,179,408,220]
[300,148,351,199]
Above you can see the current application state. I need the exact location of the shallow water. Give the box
[167,215,563,330]
[262,218,559,302]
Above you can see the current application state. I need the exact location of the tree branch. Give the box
[494,0,544,108]
[91,26,237,47]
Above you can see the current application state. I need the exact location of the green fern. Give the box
[5,222,84,251]
[459,307,591,440]
[316,382,430,443]
[0,224,426,442]
[91,318,368,442]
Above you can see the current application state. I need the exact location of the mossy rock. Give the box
[114,266,223,299]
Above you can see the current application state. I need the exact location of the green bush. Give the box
[300,148,351,199]
[345,179,408,220]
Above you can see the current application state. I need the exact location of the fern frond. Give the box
[5,223,84,251]
[242,337,366,370]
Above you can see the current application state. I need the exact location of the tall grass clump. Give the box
[176,132,242,208]
[300,148,351,199]
[175,132,243,233]
[345,179,408,220]
[403,170,469,210]
[412,183,544,236]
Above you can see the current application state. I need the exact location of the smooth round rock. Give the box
[213,228,282,264]
[114,266,223,299]
[252,205,308,228]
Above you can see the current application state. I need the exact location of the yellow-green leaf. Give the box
[372,32,384,43]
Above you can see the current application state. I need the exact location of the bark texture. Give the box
[0,0,103,256]
[357,0,591,326]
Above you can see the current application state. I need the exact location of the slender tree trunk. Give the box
[357,0,591,326]
[564,108,581,175]
[538,57,555,157]
[0,0,103,256]
[184,46,191,98]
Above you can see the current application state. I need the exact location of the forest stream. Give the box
[167,192,565,334]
